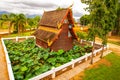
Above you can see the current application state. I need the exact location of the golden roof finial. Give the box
[69,0,74,9]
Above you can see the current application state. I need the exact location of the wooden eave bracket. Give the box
[47,39,53,46]
[77,37,80,41]
[57,22,62,29]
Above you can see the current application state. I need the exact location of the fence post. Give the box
[91,41,93,46]
[71,59,75,68]
[106,45,109,50]
[26,36,28,40]
[16,36,18,42]
[51,67,55,78]
[33,36,35,39]
[85,53,88,61]
[80,39,83,44]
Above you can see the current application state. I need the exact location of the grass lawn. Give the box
[108,41,120,46]
[2,31,35,38]
[83,53,120,80]
[0,26,8,29]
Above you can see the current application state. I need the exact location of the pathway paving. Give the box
[0,40,9,80]
[108,43,120,55]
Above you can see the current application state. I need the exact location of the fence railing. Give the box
[30,47,107,80]
[1,36,108,80]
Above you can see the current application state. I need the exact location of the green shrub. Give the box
[76,31,88,40]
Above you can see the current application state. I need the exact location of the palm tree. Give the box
[0,14,12,33]
[0,13,16,34]
[8,13,16,34]
[0,14,9,27]
[11,13,27,34]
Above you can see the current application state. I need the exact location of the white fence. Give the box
[30,47,107,80]
[1,36,35,80]
[1,36,107,80]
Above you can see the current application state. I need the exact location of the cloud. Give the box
[22,1,57,8]
[0,0,88,19]
[73,11,83,18]
[0,0,57,14]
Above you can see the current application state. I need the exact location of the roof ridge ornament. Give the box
[68,0,74,9]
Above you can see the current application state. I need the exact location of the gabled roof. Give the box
[33,27,60,43]
[39,8,74,28]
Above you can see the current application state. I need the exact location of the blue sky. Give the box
[0,0,89,19]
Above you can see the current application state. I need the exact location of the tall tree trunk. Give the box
[100,35,107,58]
[8,25,11,34]
[18,26,20,35]
[100,44,104,58]
[90,37,95,64]
[21,26,24,33]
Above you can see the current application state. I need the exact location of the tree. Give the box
[76,31,88,40]
[0,13,16,34]
[81,0,118,63]
[114,2,120,35]
[0,14,3,27]
[81,0,104,64]
[27,18,33,30]
[99,0,118,58]
[0,14,10,33]
[80,15,90,26]
[56,6,64,10]
[11,14,27,34]
[8,13,16,34]
[0,14,9,27]
[27,16,40,30]
[34,16,40,29]
[87,27,98,64]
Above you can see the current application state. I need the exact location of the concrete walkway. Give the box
[108,43,120,54]
[0,40,9,80]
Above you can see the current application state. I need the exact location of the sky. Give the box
[0,0,89,19]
